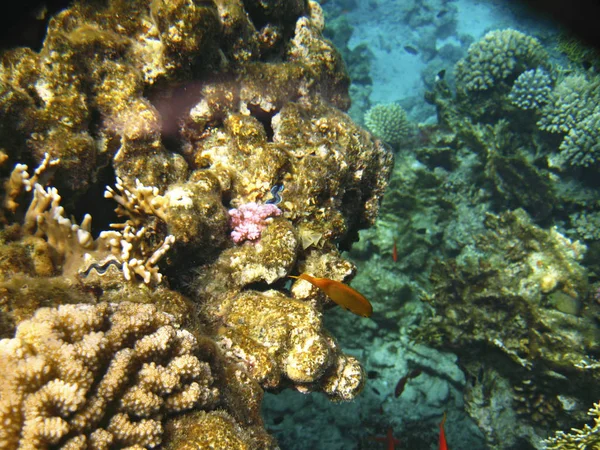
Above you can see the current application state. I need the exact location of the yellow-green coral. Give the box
[544,401,600,449]
[556,32,600,68]
[364,103,410,146]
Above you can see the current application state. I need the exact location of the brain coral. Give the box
[0,302,219,449]
[455,29,549,92]
[364,103,410,146]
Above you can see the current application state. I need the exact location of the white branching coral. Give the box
[0,302,219,450]
[6,161,175,285]
[3,153,60,212]
[105,177,169,223]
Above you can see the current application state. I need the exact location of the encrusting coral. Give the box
[0,302,219,449]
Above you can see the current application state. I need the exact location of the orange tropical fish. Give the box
[439,412,448,450]
[392,239,398,263]
[290,273,373,317]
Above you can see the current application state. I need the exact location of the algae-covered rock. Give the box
[416,209,599,448]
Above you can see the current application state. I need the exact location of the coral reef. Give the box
[0,0,394,447]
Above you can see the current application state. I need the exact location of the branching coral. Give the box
[509,68,553,110]
[537,74,600,167]
[537,74,600,134]
[557,111,600,167]
[25,178,175,285]
[0,302,219,449]
[544,401,600,449]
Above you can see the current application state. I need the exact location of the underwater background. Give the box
[0,0,599,449]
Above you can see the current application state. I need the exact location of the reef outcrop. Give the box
[0,0,393,446]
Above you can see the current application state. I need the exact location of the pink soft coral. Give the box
[229,202,282,243]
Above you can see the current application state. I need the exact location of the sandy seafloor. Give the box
[261,1,571,449]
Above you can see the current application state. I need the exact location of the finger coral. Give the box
[0,302,219,449]
[508,68,553,110]
[455,29,548,92]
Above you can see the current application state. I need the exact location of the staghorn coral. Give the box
[544,401,600,449]
[455,29,549,93]
[364,103,410,147]
[0,302,219,449]
[508,68,553,110]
